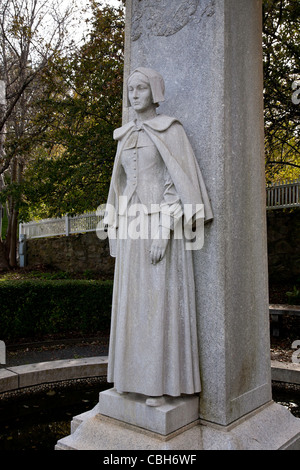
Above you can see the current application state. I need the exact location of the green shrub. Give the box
[0,280,113,341]
[286,286,300,306]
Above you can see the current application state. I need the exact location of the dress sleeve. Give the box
[159,166,183,232]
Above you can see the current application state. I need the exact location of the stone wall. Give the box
[25,209,299,284]
[267,208,300,283]
[26,231,115,278]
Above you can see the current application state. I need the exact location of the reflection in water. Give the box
[0,378,107,451]
[0,379,299,451]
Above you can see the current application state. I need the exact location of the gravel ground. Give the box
[270,313,300,363]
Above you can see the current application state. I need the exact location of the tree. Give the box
[22,0,124,219]
[25,0,299,223]
[263,0,300,182]
[0,0,74,268]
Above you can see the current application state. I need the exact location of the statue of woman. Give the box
[104,67,213,407]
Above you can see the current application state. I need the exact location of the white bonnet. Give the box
[126,67,165,107]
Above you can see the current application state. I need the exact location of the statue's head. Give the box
[126,67,165,108]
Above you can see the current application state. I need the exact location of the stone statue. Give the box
[104,67,213,407]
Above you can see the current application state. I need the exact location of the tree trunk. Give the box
[5,156,21,268]
[0,239,9,270]
[5,201,19,268]
[7,207,18,267]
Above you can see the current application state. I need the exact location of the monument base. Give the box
[55,392,300,450]
[95,388,200,435]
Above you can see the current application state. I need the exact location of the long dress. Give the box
[107,123,201,398]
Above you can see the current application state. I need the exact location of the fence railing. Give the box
[266,179,300,210]
[19,210,105,240]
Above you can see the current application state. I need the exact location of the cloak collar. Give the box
[113,115,179,141]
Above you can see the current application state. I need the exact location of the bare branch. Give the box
[0,0,75,132]
[268,161,300,169]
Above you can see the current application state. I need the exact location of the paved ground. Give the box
[5,335,110,367]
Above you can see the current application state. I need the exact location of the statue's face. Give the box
[128,72,154,112]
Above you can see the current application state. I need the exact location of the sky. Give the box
[105,0,122,6]
[68,0,123,43]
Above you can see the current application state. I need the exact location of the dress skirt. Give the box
[107,196,201,398]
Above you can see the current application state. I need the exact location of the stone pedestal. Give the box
[97,389,199,435]
[56,0,300,450]
[55,399,300,450]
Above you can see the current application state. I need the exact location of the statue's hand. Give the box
[150,238,169,265]
[150,227,170,265]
